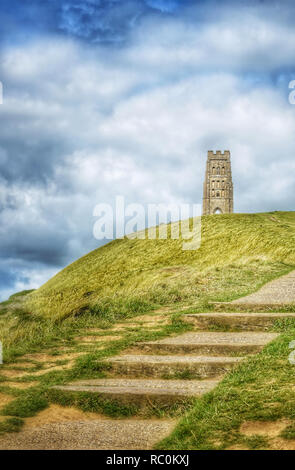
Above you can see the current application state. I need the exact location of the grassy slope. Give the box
[25,211,295,320]
[1,211,295,360]
[0,212,295,446]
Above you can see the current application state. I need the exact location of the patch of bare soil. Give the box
[132,315,169,324]
[77,344,105,351]
[0,369,28,379]
[24,404,106,429]
[0,393,13,408]
[227,444,249,450]
[270,438,295,450]
[110,325,136,331]
[23,352,82,363]
[240,419,291,437]
[153,306,174,314]
[81,328,106,334]
[6,363,35,369]
[5,382,35,390]
[76,335,120,343]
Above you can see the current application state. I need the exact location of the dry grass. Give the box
[24,211,295,320]
[23,404,106,428]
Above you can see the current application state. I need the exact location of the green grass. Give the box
[162,369,198,380]
[0,290,35,315]
[1,211,295,442]
[23,211,295,320]
[47,387,192,419]
[0,417,24,435]
[280,423,295,440]
[9,290,36,300]
[47,388,140,418]
[1,211,295,361]
[1,388,48,418]
[156,325,295,450]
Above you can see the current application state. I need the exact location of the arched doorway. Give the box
[214,208,222,214]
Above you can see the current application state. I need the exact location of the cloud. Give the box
[1,1,295,299]
[0,258,58,302]
[127,9,295,74]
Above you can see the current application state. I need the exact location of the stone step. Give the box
[133,332,278,355]
[211,301,292,311]
[0,417,177,450]
[183,312,295,330]
[52,377,219,407]
[106,354,243,379]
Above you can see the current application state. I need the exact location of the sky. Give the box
[1,0,295,300]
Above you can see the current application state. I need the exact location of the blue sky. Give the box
[1,0,295,300]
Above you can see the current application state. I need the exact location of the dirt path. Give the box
[232,270,295,306]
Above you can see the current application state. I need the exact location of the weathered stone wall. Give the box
[202,150,234,215]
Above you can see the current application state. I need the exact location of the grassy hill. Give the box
[24,211,295,320]
[1,210,295,361]
[1,211,295,446]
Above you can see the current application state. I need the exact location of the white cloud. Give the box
[127,11,295,72]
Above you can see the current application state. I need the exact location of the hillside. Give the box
[1,211,295,449]
[25,211,295,320]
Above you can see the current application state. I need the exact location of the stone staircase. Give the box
[48,271,295,448]
[53,317,281,411]
[3,271,295,449]
[53,268,295,419]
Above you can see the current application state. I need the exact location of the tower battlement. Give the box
[202,150,234,215]
[208,150,230,159]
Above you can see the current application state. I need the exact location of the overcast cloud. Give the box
[0,0,295,300]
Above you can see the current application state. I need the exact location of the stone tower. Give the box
[202,150,233,215]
